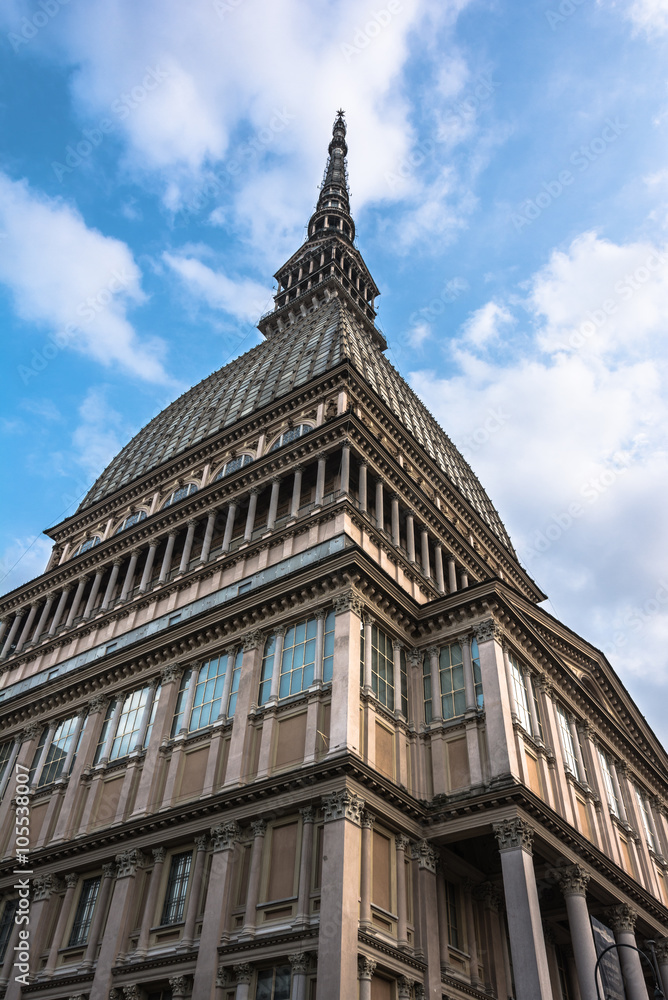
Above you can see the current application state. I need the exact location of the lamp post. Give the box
[594,942,665,1000]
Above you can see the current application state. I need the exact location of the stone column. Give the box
[340,440,351,494]
[83,569,105,618]
[655,938,668,998]
[428,647,441,722]
[192,822,241,1000]
[244,489,259,540]
[130,663,183,818]
[608,904,648,1000]
[43,873,79,977]
[266,478,281,530]
[436,865,451,967]
[493,818,553,1000]
[32,596,54,642]
[393,640,405,718]
[48,588,71,634]
[391,494,401,547]
[119,549,140,601]
[315,456,326,506]
[295,807,315,928]
[139,542,159,591]
[359,811,374,930]
[268,627,286,703]
[475,621,520,784]
[396,834,410,949]
[66,575,88,626]
[421,528,431,578]
[448,557,457,593]
[179,520,197,572]
[200,512,217,563]
[221,504,237,552]
[358,461,368,512]
[80,863,116,970]
[99,697,123,764]
[568,715,586,780]
[316,790,364,1000]
[234,963,253,1000]
[0,737,20,801]
[15,603,39,652]
[89,849,145,1000]
[434,545,445,594]
[329,592,363,758]
[177,664,199,735]
[459,634,477,712]
[0,724,42,841]
[20,875,63,979]
[375,479,384,531]
[1,610,24,657]
[101,559,122,610]
[290,953,310,1000]
[358,956,376,1000]
[362,614,374,693]
[242,820,267,936]
[181,835,207,948]
[0,618,7,646]
[414,841,442,998]
[554,865,598,1000]
[406,512,416,562]
[0,920,21,990]
[159,531,177,583]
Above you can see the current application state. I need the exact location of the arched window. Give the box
[161,483,198,509]
[72,537,101,557]
[115,510,148,534]
[215,454,253,481]
[268,424,312,453]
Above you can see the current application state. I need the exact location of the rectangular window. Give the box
[160,851,192,925]
[423,654,433,725]
[372,831,392,912]
[255,966,292,1000]
[399,648,408,717]
[471,638,484,709]
[266,822,298,901]
[597,750,620,818]
[0,900,18,964]
[227,650,243,718]
[444,880,461,950]
[190,655,229,731]
[439,643,466,720]
[635,786,657,852]
[39,715,80,786]
[110,685,159,760]
[508,654,532,733]
[0,740,13,789]
[279,619,317,697]
[259,636,275,706]
[68,877,100,946]
[556,704,580,779]
[322,611,335,683]
[363,625,395,710]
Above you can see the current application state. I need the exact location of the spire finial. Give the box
[306,109,354,242]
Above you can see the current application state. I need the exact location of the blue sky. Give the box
[1,0,667,743]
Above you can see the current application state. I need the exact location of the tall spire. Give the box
[307,110,355,243]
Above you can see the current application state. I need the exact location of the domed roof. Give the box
[79,295,514,554]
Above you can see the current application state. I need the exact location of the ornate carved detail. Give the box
[168,976,189,998]
[242,629,265,651]
[102,862,117,879]
[474,619,502,644]
[289,953,310,975]
[114,848,146,878]
[408,648,423,669]
[425,646,439,659]
[216,966,231,988]
[251,819,267,838]
[413,840,438,873]
[234,963,253,985]
[32,874,63,901]
[160,663,183,685]
[414,984,426,1000]
[64,872,79,890]
[300,806,315,824]
[396,834,411,853]
[122,988,145,1000]
[493,818,534,854]
[333,589,364,617]
[608,903,637,933]
[210,821,242,852]
[194,834,207,852]
[361,811,375,829]
[21,721,42,742]
[88,694,109,715]
[152,847,166,864]
[322,789,365,825]
[554,864,591,897]
[397,977,414,1000]
[109,991,122,1000]
[655,938,668,962]
[358,956,377,981]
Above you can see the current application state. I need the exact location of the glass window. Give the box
[508,654,532,733]
[556,704,580,779]
[423,653,432,724]
[360,623,395,710]
[597,750,620,818]
[635,786,657,851]
[0,899,18,964]
[268,424,312,453]
[399,647,408,717]
[160,851,192,925]
[69,877,100,946]
[215,454,253,480]
[279,619,317,697]
[189,655,230,731]
[226,650,243,718]
[471,638,484,709]
[72,536,101,557]
[259,636,275,706]
[109,685,160,761]
[255,965,292,1000]
[28,727,47,785]
[38,716,81,786]
[115,510,148,534]
[0,740,13,789]
[444,880,461,949]
[162,483,198,509]
[322,611,335,683]
[439,643,466,720]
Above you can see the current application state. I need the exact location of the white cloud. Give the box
[0,536,53,597]
[409,232,668,740]
[163,252,273,323]
[71,387,127,483]
[406,320,432,348]
[0,173,169,382]
[461,300,513,347]
[623,0,668,34]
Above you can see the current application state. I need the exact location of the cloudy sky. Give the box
[0,0,667,743]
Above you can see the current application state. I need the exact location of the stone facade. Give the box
[0,113,667,1000]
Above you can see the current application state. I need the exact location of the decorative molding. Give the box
[396,834,411,853]
[554,864,591,897]
[21,721,42,742]
[608,903,637,934]
[493,817,534,854]
[322,789,365,824]
[397,977,414,1000]
[64,872,79,890]
[32,874,63,901]
[655,938,668,962]
[300,806,315,824]
[102,862,117,879]
[210,820,241,852]
[358,956,377,981]
[216,966,231,988]
[413,840,438,873]
[114,848,146,878]
[194,834,207,852]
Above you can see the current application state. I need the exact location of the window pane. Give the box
[39,715,79,786]
[370,625,394,710]
[189,655,228,730]
[160,851,192,925]
[439,644,466,721]
[69,877,100,946]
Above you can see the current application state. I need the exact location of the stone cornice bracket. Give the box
[553,864,591,897]
[160,662,183,685]
[333,589,364,617]
[322,789,365,824]
[493,817,535,854]
[608,903,638,934]
[358,956,377,981]
[412,839,438,873]
[242,629,265,651]
[474,619,503,644]
[32,874,64,901]
[210,820,242,852]
[115,848,146,878]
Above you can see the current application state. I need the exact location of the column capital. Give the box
[358,956,376,981]
[608,903,638,933]
[160,662,183,685]
[322,789,365,824]
[251,819,267,838]
[33,874,63,901]
[21,721,43,742]
[362,612,375,626]
[300,806,315,824]
[474,619,503,644]
[457,632,472,647]
[333,589,364,617]
[392,639,404,651]
[101,862,117,879]
[289,952,310,975]
[115,848,146,878]
[194,834,207,852]
[234,963,253,985]
[210,820,241,852]
[168,976,190,998]
[396,834,411,853]
[397,977,414,999]
[112,557,124,567]
[64,872,79,890]
[216,966,232,988]
[655,938,668,961]
[152,847,166,864]
[553,863,591,897]
[88,693,109,715]
[242,628,265,651]
[315,607,329,620]
[412,839,438,873]
[361,810,375,829]
[426,645,440,659]
[493,817,534,854]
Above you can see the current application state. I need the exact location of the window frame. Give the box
[215,453,254,481]
[597,749,620,818]
[634,784,658,852]
[160,850,193,926]
[37,715,82,786]
[161,482,199,509]
[68,876,101,946]
[439,642,466,721]
[267,423,312,454]
[115,510,148,534]
[556,703,580,780]
[508,653,532,734]
[72,536,101,558]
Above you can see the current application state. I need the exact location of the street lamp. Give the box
[594,942,665,1000]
